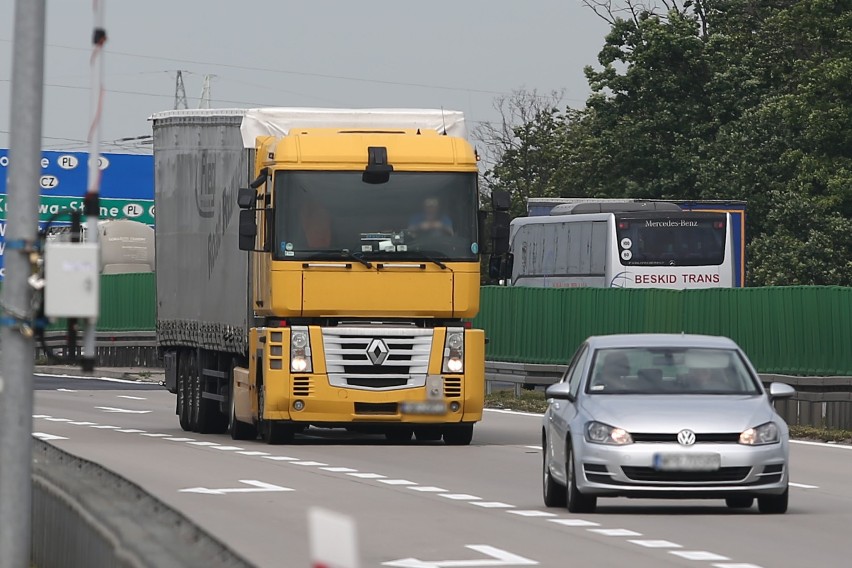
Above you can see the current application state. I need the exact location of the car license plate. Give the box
[653,453,721,471]
[400,401,446,415]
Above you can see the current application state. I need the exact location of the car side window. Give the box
[564,344,589,398]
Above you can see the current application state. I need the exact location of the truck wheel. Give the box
[228,381,257,441]
[177,351,192,431]
[443,423,474,446]
[385,428,414,443]
[414,427,443,442]
[188,350,202,432]
[258,387,293,444]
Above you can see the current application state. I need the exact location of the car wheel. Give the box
[757,486,788,514]
[443,423,474,446]
[725,496,754,509]
[566,441,596,514]
[542,434,567,507]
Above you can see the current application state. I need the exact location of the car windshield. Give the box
[273,171,479,262]
[586,347,761,395]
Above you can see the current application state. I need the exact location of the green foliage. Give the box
[480,0,852,286]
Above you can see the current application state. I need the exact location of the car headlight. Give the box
[290,327,312,373]
[739,422,779,445]
[442,328,464,374]
[585,421,633,445]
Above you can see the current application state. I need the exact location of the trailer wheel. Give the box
[177,350,192,431]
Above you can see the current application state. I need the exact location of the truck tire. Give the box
[188,350,201,432]
[258,385,294,444]
[177,351,192,431]
[443,423,474,446]
[385,428,414,443]
[228,380,257,441]
[414,427,443,442]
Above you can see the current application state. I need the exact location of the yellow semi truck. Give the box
[152,108,486,445]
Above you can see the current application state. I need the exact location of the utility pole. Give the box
[174,70,188,110]
[0,1,46,567]
[198,74,215,109]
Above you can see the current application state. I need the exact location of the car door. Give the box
[548,343,589,482]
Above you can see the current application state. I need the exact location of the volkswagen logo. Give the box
[366,338,389,366]
[677,429,696,446]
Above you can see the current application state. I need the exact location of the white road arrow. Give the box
[383,545,538,568]
[95,406,151,414]
[179,479,294,495]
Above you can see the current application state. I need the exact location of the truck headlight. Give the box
[442,328,464,374]
[739,422,779,445]
[290,327,312,373]
[585,421,633,445]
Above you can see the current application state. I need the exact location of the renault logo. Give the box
[677,429,696,446]
[366,338,389,366]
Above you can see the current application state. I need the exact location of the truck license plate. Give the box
[653,453,721,471]
[400,401,446,415]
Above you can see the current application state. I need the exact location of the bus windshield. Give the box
[273,171,479,262]
[616,213,727,267]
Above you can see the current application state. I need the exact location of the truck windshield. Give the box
[615,213,727,266]
[274,171,479,262]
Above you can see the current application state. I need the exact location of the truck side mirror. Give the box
[491,190,511,212]
[237,188,256,209]
[491,211,510,256]
[488,253,513,283]
[238,209,257,251]
[477,210,489,255]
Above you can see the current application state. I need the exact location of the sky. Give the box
[0,0,610,154]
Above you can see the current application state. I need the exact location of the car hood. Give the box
[579,394,776,434]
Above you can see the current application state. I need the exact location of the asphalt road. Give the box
[32,373,852,568]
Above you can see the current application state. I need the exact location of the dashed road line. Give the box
[261,456,298,461]
[790,482,819,489]
[56,389,77,393]
[141,433,170,437]
[409,486,448,493]
[90,425,119,429]
[320,467,358,473]
[439,494,481,501]
[68,421,97,426]
[508,510,556,517]
[378,479,416,486]
[291,461,328,466]
[117,395,147,400]
[237,451,271,456]
[187,441,219,446]
[588,528,642,537]
[347,473,386,479]
[165,437,196,442]
[33,432,68,441]
[549,519,600,527]
[472,502,514,509]
[628,540,682,549]
[712,564,764,568]
[116,429,146,433]
[44,417,72,422]
[212,446,245,451]
[671,551,730,561]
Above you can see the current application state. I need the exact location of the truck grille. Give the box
[444,377,462,398]
[322,327,433,391]
[292,376,312,397]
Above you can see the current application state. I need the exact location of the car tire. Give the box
[566,442,597,514]
[443,423,474,446]
[757,486,788,514]
[542,434,567,507]
[725,496,754,509]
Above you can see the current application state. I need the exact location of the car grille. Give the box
[631,433,742,443]
[621,466,751,483]
[323,327,432,390]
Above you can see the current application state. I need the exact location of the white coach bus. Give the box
[509,202,735,289]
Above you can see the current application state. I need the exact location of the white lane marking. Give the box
[56,388,77,392]
[117,395,147,400]
[484,408,544,418]
[44,417,72,422]
[95,406,151,414]
[383,544,538,567]
[589,528,642,537]
[165,437,196,442]
[409,486,449,493]
[141,433,170,437]
[791,440,852,451]
[472,502,515,509]
[32,415,51,419]
[179,479,294,495]
[439,494,482,501]
[320,467,358,473]
[187,441,220,446]
[524,445,543,450]
[292,461,328,466]
[33,432,68,441]
[378,479,416,486]
[90,425,119,429]
[347,473,386,479]
[68,421,97,426]
[549,519,600,527]
[237,451,271,456]
[262,456,298,461]
[116,429,146,433]
[790,482,819,489]
[212,446,245,451]
[507,510,556,517]
[712,564,764,568]
[35,373,145,384]
[629,540,682,549]
[671,551,730,561]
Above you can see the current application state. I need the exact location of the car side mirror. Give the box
[768,382,795,400]
[238,209,258,251]
[545,382,574,401]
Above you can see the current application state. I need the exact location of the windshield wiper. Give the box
[304,249,373,269]
[389,250,448,270]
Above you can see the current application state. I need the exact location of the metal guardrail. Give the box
[31,439,252,568]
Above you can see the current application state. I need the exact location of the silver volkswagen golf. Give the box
[542,334,795,514]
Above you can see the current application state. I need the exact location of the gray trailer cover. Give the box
[152,111,251,354]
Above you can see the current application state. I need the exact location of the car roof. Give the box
[585,334,740,350]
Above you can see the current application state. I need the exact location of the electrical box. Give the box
[44,242,100,319]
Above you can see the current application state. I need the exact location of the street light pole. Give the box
[0,0,46,566]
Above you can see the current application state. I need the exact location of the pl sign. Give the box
[0,149,154,279]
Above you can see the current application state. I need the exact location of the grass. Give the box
[485,391,852,444]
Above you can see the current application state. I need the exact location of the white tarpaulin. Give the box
[239,107,467,148]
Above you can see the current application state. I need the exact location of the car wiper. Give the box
[304,249,373,269]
